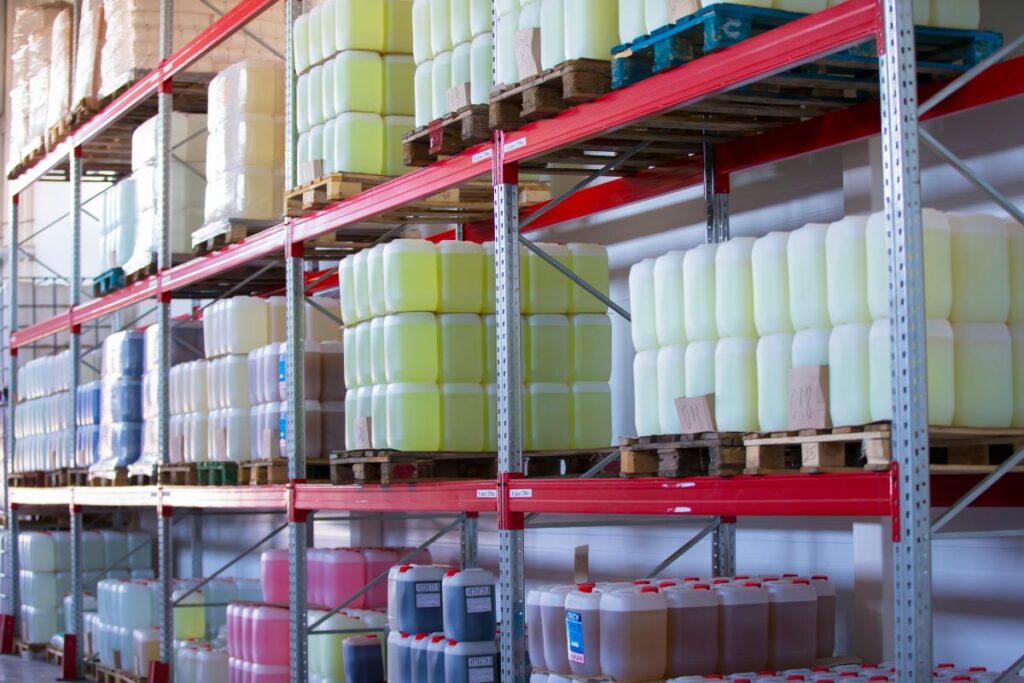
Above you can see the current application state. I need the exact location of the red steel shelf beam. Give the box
[8,0,281,196]
[14,1,1024,349]
[9,473,1024,516]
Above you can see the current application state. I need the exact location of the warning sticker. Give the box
[566,610,585,663]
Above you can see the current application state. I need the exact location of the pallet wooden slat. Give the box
[743,423,1024,474]
[489,59,612,131]
[403,104,491,167]
[240,458,331,485]
[620,434,745,478]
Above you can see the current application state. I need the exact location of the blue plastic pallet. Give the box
[611,3,1003,90]
[92,267,125,297]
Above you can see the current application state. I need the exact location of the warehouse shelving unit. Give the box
[2,1,1024,682]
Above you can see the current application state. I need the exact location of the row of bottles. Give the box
[617,0,980,49]
[346,312,611,387]
[529,575,834,680]
[15,352,91,472]
[387,564,499,683]
[339,239,609,323]
[298,110,413,178]
[414,34,492,124]
[631,211,1024,433]
[346,380,611,452]
[495,0,619,88]
[261,546,411,609]
[293,0,414,180]
[203,60,286,227]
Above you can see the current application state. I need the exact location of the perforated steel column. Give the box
[70,506,84,677]
[879,1,931,679]
[495,144,525,683]
[4,197,19,623]
[157,0,176,677]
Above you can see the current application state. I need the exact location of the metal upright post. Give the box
[190,513,203,578]
[494,133,526,683]
[704,143,735,577]
[68,150,85,677]
[157,0,176,675]
[284,1,309,679]
[460,513,478,569]
[878,1,931,679]
[69,505,84,677]
[4,194,19,629]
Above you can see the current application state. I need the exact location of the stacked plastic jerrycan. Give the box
[93,331,146,470]
[494,0,618,89]
[294,0,415,181]
[202,60,285,234]
[413,0,493,127]
[339,239,612,453]
[630,209,1024,435]
[253,300,335,460]
[203,297,269,462]
[141,320,205,467]
[125,112,208,275]
[77,379,103,467]
[18,531,71,643]
[13,351,97,473]
[98,177,137,273]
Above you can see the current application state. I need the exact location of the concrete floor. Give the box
[0,654,61,680]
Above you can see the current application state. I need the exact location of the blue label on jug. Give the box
[566,610,584,663]
[279,355,287,384]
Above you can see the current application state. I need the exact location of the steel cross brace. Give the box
[645,518,720,579]
[173,523,288,605]
[306,517,462,633]
[995,652,1024,683]
[932,448,1024,534]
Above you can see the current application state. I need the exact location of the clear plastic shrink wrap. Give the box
[203,60,286,226]
[46,9,73,129]
[99,0,286,99]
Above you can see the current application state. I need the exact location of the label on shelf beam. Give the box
[510,488,533,498]
[476,489,498,498]
[472,149,493,163]
[503,138,527,153]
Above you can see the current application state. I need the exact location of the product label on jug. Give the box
[565,610,585,663]
[415,581,442,608]
[468,657,495,683]
[464,585,493,614]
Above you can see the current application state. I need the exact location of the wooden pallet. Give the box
[88,467,130,487]
[197,461,241,486]
[240,458,331,485]
[285,172,395,217]
[403,104,491,167]
[94,663,146,683]
[14,638,48,657]
[190,219,282,256]
[489,59,612,131]
[620,433,746,477]
[123,253,192,285]
[8,471,46,488]
[286,174,551,223]
[45,642,64,667]
[93,267,126,297]
[743,423,1024,475]
[46,468,90,488]
[46,116,71,151]
[330,449,615,485]
[157,463,199,486]
[611,2,1003,90]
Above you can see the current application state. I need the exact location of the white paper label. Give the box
[469,660,495,683]
[466,596,492,614]
[503,138,526,153]
[472,149,494,163]
[415,581,441,608]
[465,586,491,598]
[510,488,533,498]
[476,489,498,499]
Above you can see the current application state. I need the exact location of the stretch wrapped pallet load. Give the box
[97,0,285,99]
[203,60,286,229]
[45,8,73,131]
[294,0,414,182]
[124,112,208,275]
[629,209,1021,436]
[339,240,611,452]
